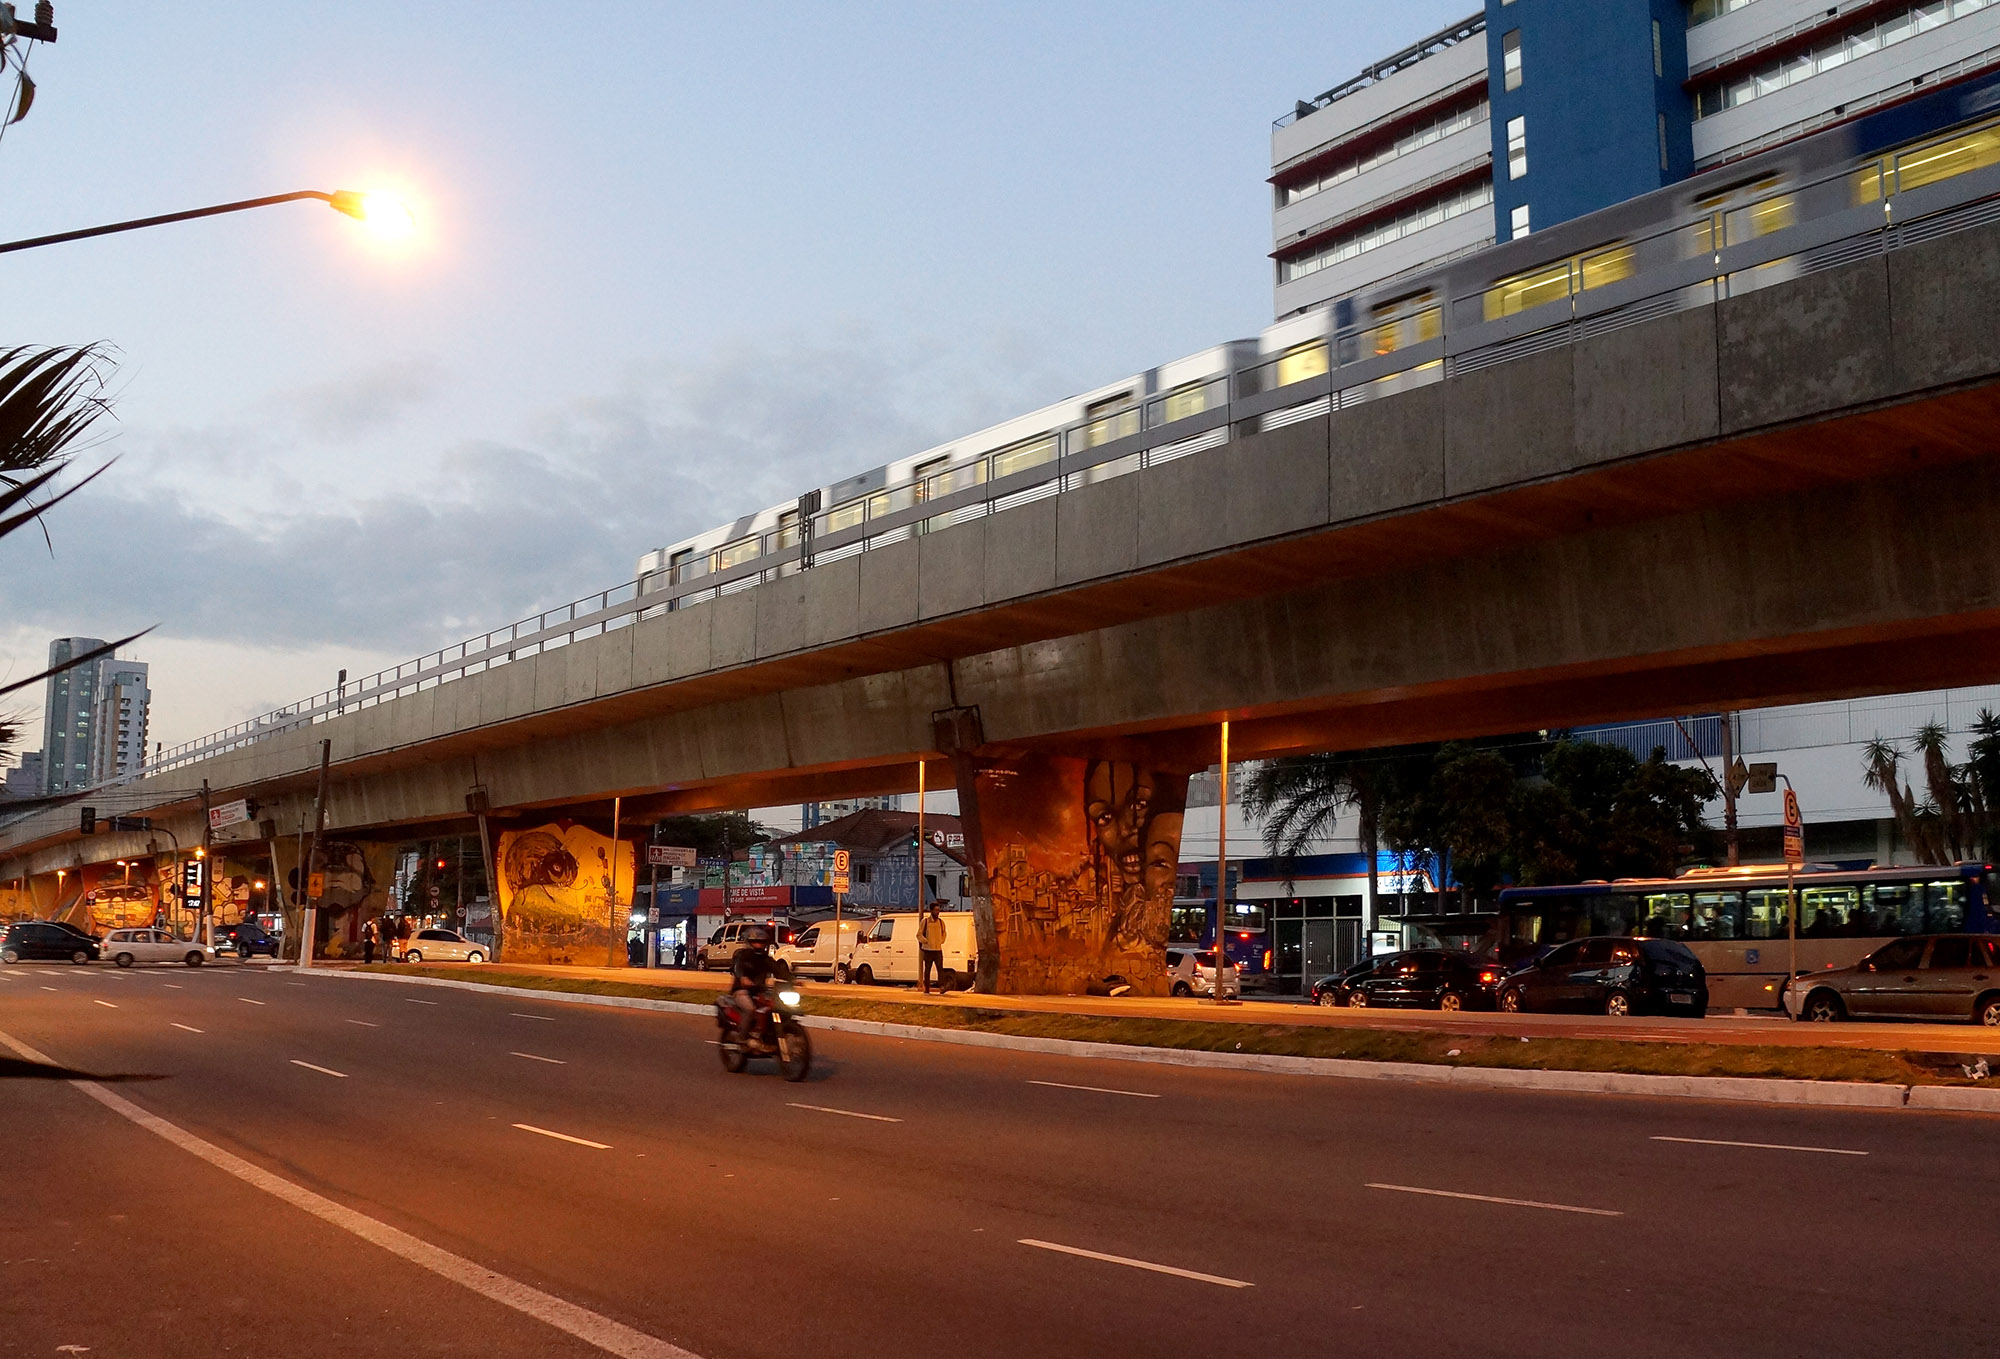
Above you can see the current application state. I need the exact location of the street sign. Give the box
[1782,788,1801,827]
[833,849,851,872]
[208,798,251,831]
[831,870,850,893]
[1746,763,1779,795]
[648,844,697,868]
[308,872,326,898]
[427,884,441,901]
[646,906,659,923]
[1782,788,1804,867]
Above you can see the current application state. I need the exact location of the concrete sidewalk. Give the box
[335,959,2000,1056]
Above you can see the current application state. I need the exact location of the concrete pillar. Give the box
[953,745,1195,996]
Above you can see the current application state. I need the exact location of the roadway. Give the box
[3,958,1998,1358]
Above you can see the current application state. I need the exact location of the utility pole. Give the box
[301,739,331,968]
[1210,720,1238,1005]
[606,796,622,967]
[1720,710,1741,867]
[199,780,213,951]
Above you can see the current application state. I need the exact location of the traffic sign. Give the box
[1782,788,1801,829]
[649,844,697,868]
[831,870,850,893]
[208,798,251,831]
[427,884,441,901]
[308,872,326,898]
[1782,825,1805,867]
[833,849,850,872]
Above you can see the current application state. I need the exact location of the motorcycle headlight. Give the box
[777,990,801,1007]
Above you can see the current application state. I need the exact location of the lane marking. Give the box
[93,1000,118,1009]
[513,1123,609,1149]
[1018,1239,1252,1289]
[405,998,439,1006]
[345,1019,379,1027]
[164,984,182,989]
[40,986,58,992]
[171,1023,204,1034]
[1366,1183,1622,1217]
[1651,1135,1868,1157]
[511,1052,567,1065]
[238,997,266,1006]
[0,1028,702,1359]
[1029,1079,1159,1099]
[290,1060,349,1079]
[510,1013,556,1022]
[787,1102,902,1123]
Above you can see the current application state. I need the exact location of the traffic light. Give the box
[435,858,447,872]
[80,806,96,834]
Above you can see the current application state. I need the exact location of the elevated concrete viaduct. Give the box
[10,223,2000,985]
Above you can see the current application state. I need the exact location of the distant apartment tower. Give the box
[38,638,150,793]
[1271,0,2000,318]
[4,751,43,798]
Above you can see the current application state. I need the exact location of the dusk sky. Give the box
[3,1,1471,755]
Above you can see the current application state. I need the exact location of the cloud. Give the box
[281,359,448,439]
[0,329,1068,667]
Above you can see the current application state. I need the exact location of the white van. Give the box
[848,911,978,989]
[773,918,870,980]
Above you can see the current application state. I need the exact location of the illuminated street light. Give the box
[0,187,418,256]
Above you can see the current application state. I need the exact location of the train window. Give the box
[714,537,760,571]
[1367,293,1440,355]
[990,434,1057,480]
[1081,394,1138,449]
[824,499,866,534]
[772,510,800,550]
[1895,120,2000,194]
[1159,381,1210,423]
[1577,243,1635,291]
[667,548,696,583]
[1483,258,1572,321]
[910,456,952,502]
[1274,340,1328,387]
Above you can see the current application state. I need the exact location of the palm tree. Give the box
[1241,753,1389,910]
[1912,720,1971,862]
[1861,737,1943,864]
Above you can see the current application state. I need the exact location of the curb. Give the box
[295,967,2000,1115]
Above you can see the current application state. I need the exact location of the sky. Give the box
[1,1,1473,757]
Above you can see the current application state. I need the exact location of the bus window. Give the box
[1224,903,1268,933]
[1691,890,1742,940]
[1925,880,1968,932]
[1799,885,1860,936]
[1636,891,1691,939]
[1745,888,1790,939]
[1168,904,1205,945]
[1863,883,1920,934]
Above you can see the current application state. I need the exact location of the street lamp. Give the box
[0,187,416,256]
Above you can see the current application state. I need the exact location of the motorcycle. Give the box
[715,984,812,1082]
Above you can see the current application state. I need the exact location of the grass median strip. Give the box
[357,964,1996,1089]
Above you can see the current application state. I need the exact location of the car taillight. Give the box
[1479,971,1498,983]
[1263,949,1272,970]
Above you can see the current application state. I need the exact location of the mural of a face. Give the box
[319,842,373,911]
[1086,761,1158,894]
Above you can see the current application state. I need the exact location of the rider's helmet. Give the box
[741,923,773,950]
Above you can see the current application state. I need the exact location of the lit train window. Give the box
[1856,118,2000,203]
[1367,291,1441,355]
[910,456,951,501]
[1482,242,1632,322]
[772,510,800,550]
[824,499,866,533]
[714,538,760,571]
[990,434,1057,480]
[1577,243,1635,290]
[1159,381,1209,423]
[1081,394,1139,449]
[1274,340,1328,387]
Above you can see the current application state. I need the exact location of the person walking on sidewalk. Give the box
[360,918,378,965]
[918,901,948,995]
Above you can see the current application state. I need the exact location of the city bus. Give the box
[1169,897,1271,984]
[1491,863,1997,1012]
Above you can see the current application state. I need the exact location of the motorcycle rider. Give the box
[726,923,794,1047]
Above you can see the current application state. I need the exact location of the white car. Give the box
[773,918,869,980]
[847,911,978,989]
[103,928,214,969]
[1166,948,1240,999]
[400,928,487,963]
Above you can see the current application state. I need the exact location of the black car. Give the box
[216,921,281,959]
[1,920,101,964]
[1310,958,1377,1006]
[1498,937,1707,1017]
[1323,949,1508,1012]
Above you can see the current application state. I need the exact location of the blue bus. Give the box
[1492,862,1996,1012]
[1169,897,1271,983]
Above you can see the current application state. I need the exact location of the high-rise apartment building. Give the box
[4,751,43,798]
[1271,0,2000,318]
[37,638,150,794]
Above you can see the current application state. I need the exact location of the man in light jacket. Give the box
[917,901,948,994]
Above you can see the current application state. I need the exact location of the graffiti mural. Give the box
[494,822,633,964]
[976,756,1189,995]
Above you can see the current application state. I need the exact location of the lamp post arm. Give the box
[0,190,336,255]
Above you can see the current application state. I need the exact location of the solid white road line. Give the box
[238,997,266,1006]
[786,1102,902,1123]
[290,1060,349,1079]
[1366,1183,1623,1217]
[513,1123,609,1149]
[171,1023,204,1033]
[0,1028,702,1359]
[93,1000,118,1009]
[1018,1239,1253,1289]
[510,1013,556,1021]
[1028,1079,1159,1099]
[1651,1135,1868,1156]
[511,1052,566,1065]
[345,1019,379,1027]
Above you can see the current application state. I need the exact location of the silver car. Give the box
[1784,935,2000,1025]
[103,928,214,968]
[400,928,487,964]
[1166,948,1240,999]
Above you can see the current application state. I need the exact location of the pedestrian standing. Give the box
[627,933,646,968]
[673,939,687,968]
[917,900,947,995]
[396,914,413,961]
[361,918,377,965]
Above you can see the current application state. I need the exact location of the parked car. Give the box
[847,912,978,989]
[1310,958,1379,1007]
[1784,935,2000,1025]
[215,921,281,959]
[102,928,213,968]
[1497,937,1707,1017]
[400,928,486,964]
[1333,949,1506,1011]
[1166,948,1240,999]
[773,918,869,981]
[700,920,766,972]
[1,920,100,964]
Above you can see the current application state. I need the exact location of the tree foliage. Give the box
[1863,714,2000,864]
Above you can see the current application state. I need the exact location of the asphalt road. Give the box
[4,959,1999,1358]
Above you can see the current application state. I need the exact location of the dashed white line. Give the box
[405,998,439,1006]
[0,1027,704,1359]
[171,1023,204,1034]
[92,999,118,1009]
[290,1060,349,1079]
[345,1019,379,1027]
[513,1123,609,1149]
[1028,1079,1159,1099]
[1651,1135,1868,1157]
[164,984,182,990]
[511,1052,567,1065]
[510,1013,556,1022]
[238,997,266,1006]
[1019,1239,1252,1288]
[39,986,57,992]
[1366,1183,1622,1217]
[787,1102,902,1123]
